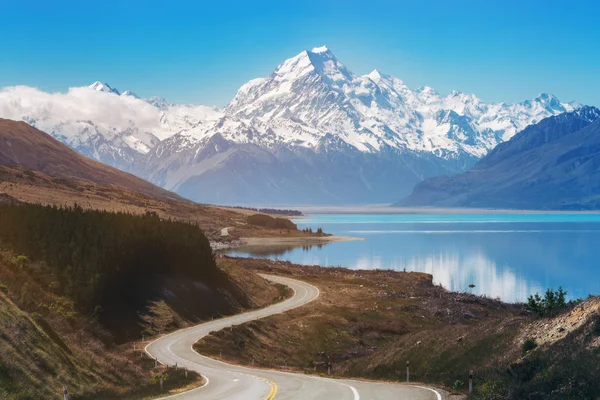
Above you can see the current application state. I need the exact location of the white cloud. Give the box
[0,85,166,139]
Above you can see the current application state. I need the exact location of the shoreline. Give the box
[291,205,600,215]
[210,234,362,251]
[239,234,363,247]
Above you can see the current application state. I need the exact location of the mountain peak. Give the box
[367,69,383,80]
[121,90,140,99]
[89,81,120,95]
[271,46,352,85]
[311,45,329,54]
[535,93,559,103]
[416,85,439,96]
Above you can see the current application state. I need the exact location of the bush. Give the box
[525,287,568,317]
[474,379,509,400]
[522,338,537,354]
[452,379,465,390]
[593,318,600,336]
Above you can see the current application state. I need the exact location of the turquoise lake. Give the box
[225,213,600,303]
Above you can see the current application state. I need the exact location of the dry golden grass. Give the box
[0,118,322,241]
[195,257,527,392]
[0,118,181,202]
[0,165,324,242]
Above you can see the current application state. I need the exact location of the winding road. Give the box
[146,274,444,400]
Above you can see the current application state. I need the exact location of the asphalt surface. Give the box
[146,274,444,400]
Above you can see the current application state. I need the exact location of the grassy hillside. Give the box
[0,118,182,202]
[195,257,600,398]
[0,251,208,399]
[0,206,287,398]
[0,164,321,242]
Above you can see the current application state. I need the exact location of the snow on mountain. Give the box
[89,81,121,95]
[0,46,581,204]
[400,106,600,209]
[121,90,140,99]
[226,46,575,159]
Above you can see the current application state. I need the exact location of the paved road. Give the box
[146,274,443,400]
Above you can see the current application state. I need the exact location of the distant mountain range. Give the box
[0,47,580,204]
[399,107,600,210]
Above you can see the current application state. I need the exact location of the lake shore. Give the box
[240,234,363,247]
[293,205,600,215]
[210,234,362,251]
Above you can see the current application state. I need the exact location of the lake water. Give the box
[225,214,600,303]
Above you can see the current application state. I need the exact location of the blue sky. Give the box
[1,0,599,106]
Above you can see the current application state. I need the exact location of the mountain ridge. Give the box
[399,106,600,209]
[0,46,582,204]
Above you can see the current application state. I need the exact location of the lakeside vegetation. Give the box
[247,213,298,230]
[230,206,303,216]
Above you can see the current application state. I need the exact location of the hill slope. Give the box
[0,118,182,202]
[399,107,600,210]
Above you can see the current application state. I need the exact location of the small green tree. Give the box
[522,338,537,354]
[525,287,568,317]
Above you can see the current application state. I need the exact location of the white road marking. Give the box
[413,385,443,400]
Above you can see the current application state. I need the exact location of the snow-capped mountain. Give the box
[89,81,121,95]
[0,47,580,204]
[226,46,577,158]
[400,106,600,209]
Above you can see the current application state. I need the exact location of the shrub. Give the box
[452,379,465,390]
[10,254,28,269]
[522,338,537,354]
[474,379,509,400]
[593,318,600,336]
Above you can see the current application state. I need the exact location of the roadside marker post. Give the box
[159,374,163,391]
[185,367,188,379]
[406,361,410,382]
[63,385,69,400]
[327,361,331,376]
[469,369,473,395]
[133,342,136,351]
